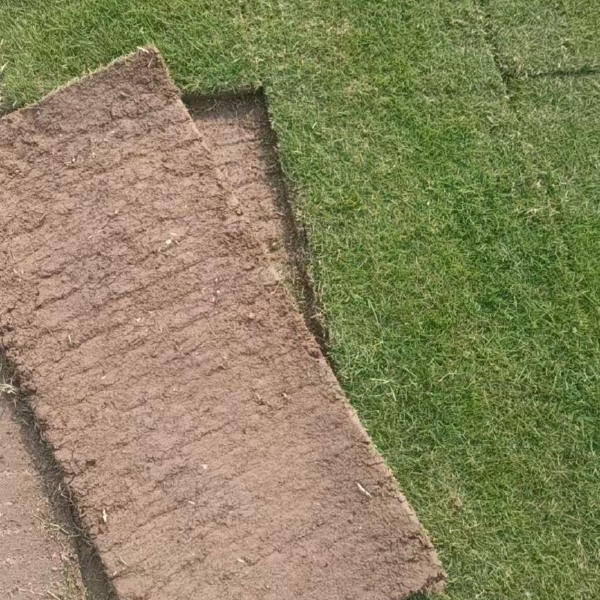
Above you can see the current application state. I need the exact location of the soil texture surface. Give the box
[0,394,84,599]
[0,48,445,599]
[186,93,289,282]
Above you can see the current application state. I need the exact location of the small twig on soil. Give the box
[357,482,372,498]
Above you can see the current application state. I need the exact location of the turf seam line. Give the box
[473,0,515,88]
[475,0,599,84]
[524,63,600,79]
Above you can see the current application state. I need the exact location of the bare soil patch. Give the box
[186,91,291,292]
[185,90,327,348]
[0,391,84,599]
[0,48,445,599]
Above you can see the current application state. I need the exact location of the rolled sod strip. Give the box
[0,48,445,599]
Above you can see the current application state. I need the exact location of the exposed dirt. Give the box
[185,91,328,350]
[0,48,445,599]
[186,92,289,280]
[0,391,84,599]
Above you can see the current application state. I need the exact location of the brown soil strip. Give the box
[1,356,118,600]
[0,48,445,599]
[185,91,291,292]
[0,386,84,599]
[185,90,328,349]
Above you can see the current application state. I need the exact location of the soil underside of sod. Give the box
[0,49,445,599]
[0,392,86,600]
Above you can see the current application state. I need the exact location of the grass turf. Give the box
[482,0,600,74]
[1,1,599,598]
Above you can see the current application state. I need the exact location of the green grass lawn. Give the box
[1,1,599,598]
[483,0,600,74]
